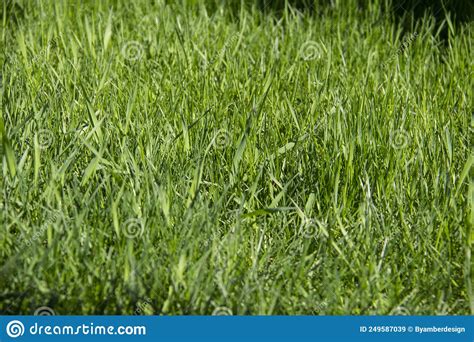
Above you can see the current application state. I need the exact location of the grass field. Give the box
[1,0,473,315]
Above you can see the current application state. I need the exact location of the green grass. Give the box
[1,0,473,315]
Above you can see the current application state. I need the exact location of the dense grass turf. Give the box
[1,0,473,314]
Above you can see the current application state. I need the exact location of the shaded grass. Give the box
[1,0,473,314]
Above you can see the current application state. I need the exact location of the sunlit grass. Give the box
[1,0,472,314]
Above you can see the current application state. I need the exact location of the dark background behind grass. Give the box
[3,0,474,22]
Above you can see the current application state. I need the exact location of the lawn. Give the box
[1,0,473,315]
